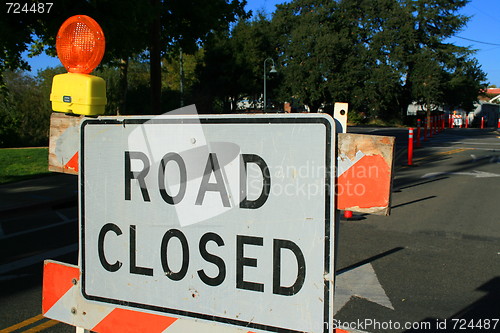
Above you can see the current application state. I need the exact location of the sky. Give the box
[23,0,500,86]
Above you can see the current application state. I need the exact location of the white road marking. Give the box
[421,170,500,179]
[335,263,394,314]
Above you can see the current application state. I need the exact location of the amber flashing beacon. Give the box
[50,15,107,116]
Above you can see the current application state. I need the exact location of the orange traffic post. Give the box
[481,117,485,129]
[408,128,414,166]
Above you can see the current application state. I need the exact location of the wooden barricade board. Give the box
[49,113,83,174]
[48,113,395,215]
[336,133,395,216]
[44,112,395,333]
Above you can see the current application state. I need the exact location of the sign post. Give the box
[79,114,335,333]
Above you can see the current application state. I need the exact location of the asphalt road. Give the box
[0,175,78,333]
[0,126,499,333]
[335,127,500,332]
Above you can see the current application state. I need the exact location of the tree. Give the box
[1,0,247,115]
[193,31,250,113]
[271,0,484,121]
[410,49,445,122]
[394,0,474,122]
[194,15,278,113]
[443,57,487,110]
[162,49,204,107]
[146,0,247,113]
[272,0,340,112]
[0,69,57,147]
[0,0,81,90]
[272,0,402,113]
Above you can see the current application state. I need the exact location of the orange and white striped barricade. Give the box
[44,105,395,333]
[43,260,256,333]
[43,260,360,333]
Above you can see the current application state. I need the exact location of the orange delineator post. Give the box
[481,117,485,129]
[408,128,414,166]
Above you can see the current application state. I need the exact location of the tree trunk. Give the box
[426,102,431,130]
[179,48,184,108]
[117,58,128,116]
[400,62,415,124]
[150,0,162,114]
[309,101,321,113]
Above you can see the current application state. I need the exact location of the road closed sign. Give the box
[80,113,336,333]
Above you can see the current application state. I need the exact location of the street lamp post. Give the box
[263,57,277,112]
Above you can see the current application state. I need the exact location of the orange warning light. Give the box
[56,15,105,74]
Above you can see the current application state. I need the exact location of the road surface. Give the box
[1,127,499,332]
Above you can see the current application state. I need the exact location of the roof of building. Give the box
[486,88,500,95]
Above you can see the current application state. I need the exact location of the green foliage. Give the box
[95,60,184,115]
[347,110,367,125]
[271,0,485,119]
[163,50,204,93]
[1,0,247,113]
[443,57,488,110]
[194,15,278,113]
[0,70,54,147]
[0,147,49,184]
[0,0,488,142]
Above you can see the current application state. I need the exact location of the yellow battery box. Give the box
[50,73,107,116]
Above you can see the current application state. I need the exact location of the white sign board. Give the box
[81,114,335,333]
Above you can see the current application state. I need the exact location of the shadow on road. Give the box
[337,247,405,275]
[393,151,497,195]
[390,196,437,210]
[405,277,500,332]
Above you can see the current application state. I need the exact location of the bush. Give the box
[0,70,52,147]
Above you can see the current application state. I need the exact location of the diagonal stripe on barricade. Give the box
[92,308,177,333]
[42,261,79,314]
[162,317,253,333]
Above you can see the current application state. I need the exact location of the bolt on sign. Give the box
[80,113,336,333]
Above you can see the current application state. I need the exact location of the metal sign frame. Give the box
[80,114,335,333]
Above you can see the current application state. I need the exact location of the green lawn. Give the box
[0,147,50,184]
